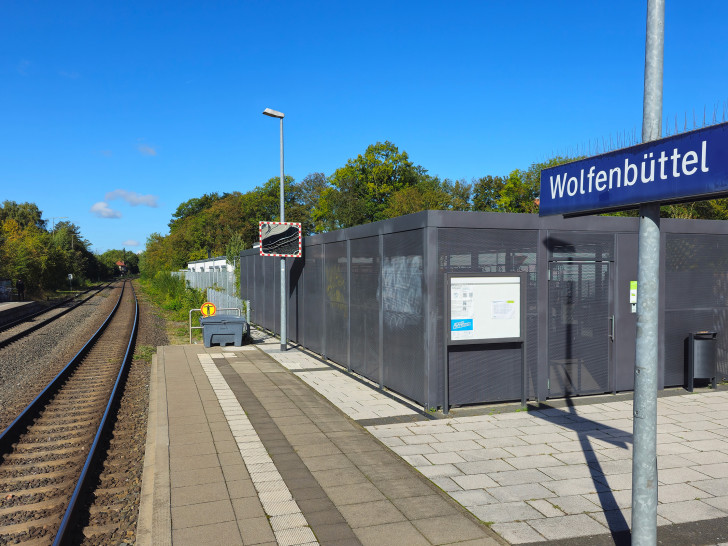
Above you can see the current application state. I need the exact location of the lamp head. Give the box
[262,108,284,119]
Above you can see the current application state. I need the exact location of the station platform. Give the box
[0,301,42,327]
[137,333,503,546]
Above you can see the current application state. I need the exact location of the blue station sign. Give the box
[539,122,728,216]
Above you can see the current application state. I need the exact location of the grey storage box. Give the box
[200,315,249,347]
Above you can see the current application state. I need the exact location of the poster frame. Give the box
[445,272,526,346]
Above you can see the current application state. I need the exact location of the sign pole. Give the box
[632,0,664,543]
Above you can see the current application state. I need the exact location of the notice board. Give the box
[447,273,525,344]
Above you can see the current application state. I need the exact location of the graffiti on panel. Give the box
[381,256,423,330]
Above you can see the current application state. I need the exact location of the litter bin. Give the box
[687,331,717,392]
[200,315,249,348]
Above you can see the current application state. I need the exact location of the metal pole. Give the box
[632,0,664,543]
[279,116,287,351]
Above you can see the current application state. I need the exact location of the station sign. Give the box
[540,121,728,216]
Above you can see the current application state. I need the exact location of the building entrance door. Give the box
[548,261,613,397]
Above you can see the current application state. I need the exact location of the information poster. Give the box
[449,275,522,343]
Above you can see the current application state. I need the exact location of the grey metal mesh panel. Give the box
[303,245,323,354]
[548,232,614,261]
[548,262,610,396]
[288,258,304,343]
[382,230,425,402]
[264,256,276,332]
[665,233,728,383]
[254,254,265,327]
[324,241,349,365]
[449,345,522,403]
[350,237,381,380]
[438,228,538,404]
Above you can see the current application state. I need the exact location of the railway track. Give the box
[0,280,138,545]
[0,284,110,350]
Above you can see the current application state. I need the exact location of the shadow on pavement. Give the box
[530,396,633,544]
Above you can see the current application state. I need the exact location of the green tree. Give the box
[326,141,425,227]
[0,201,46,230]
[169,192,224,231]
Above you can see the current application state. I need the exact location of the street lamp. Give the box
[262,107,287,351]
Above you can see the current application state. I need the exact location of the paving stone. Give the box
[273,525,317,546]
[324,482,386,505]
[391,494,460,520]
[582,489,633,511]
[337,500,406,528]
[596,471,632,491]
[423,451,466,465]
[544,477,610,497]
[452,473,499,490]
[372,476,434,499]
[528,513,607,540]
[430,476,462,492]
[540,464,596,481]
[237,515,276,545]
[659,466,710,484]
[657,482,708,503]
[412,514,493,544]
[171,499,236,529]
[490,521,545,544]
[457,447,512,461]
[694,462,728,478]
[527,498,565,517]
[171,481,230,507]
[657,499,728,524]
[489,483,556,503]
[587,507,631,532]
[450,489,498,507]
[171,466,225,488]
[681,451,728,465]
[232,496,266,520]
[469,501,543,523]
[353,521,430,546]
[431,439,484,452]
[702,496,728,512]
[172,520,243,546]
[489,468,552,487]
[415,463,462,479]
[454,459,515,474]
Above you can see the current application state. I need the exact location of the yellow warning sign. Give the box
[201,302,217,317]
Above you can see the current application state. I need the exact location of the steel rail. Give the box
[0,283,112,349]
[0,283,109,333]
[0,281,126,453]
[54,281,139,545]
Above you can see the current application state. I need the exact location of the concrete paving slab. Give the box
[140,332,728,545]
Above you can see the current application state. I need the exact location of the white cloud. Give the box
[90,202,122,218]
[122,240,140,247]
[138,144,157,156]
[105,189,158,207]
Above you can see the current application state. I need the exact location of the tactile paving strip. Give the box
[198,353,318,546]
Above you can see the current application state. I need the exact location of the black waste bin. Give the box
[200,315,249,348]
[687,331,717,392]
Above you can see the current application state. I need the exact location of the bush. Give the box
[144,271,206,321]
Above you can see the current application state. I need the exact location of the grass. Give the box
[135,345,156,363]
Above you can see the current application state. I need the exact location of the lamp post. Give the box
[262,107,287,351]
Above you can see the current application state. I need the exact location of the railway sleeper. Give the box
[0,512,63,538]
[0,477,75,497]
[0,494,69,519]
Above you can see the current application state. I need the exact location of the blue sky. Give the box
[2,1,727,253]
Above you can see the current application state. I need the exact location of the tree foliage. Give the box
[140,142,728,280]
[0,201,114,296]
